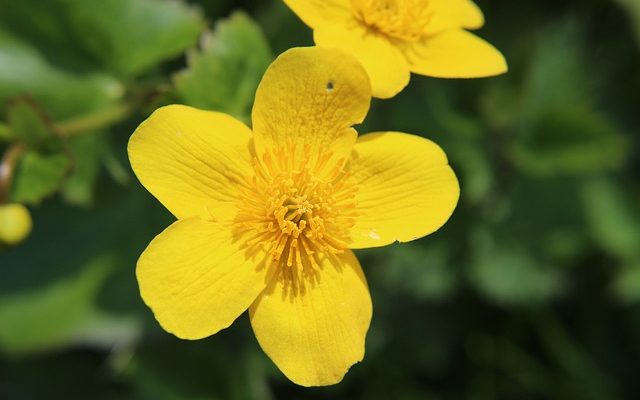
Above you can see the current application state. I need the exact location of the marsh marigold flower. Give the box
[284,0,507,98]
[129,47,459,386]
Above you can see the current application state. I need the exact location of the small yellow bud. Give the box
[0,203,33,246]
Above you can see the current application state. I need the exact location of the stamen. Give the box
[235,145,358,273]
[351,0,433,41]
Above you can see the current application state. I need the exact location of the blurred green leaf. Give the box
[0,254,140,356]
[62,0,205,76]
[174,11,272,122]
[6,98,51,146]
[508,23,629,176]
[510,107,628,176]
[615,0,640,44]
[373,243,458,301]
[470,229,564,305]
[0,28,124,119]
[580,178,640,260]
[0,0,79,63]
[483,22,631,177]
[61,134,106,206]
[0,123,11,142]
[10,151,70,205]
[611,262,640,303]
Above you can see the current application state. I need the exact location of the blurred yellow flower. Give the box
[0,203,32,246]
[128,47,459,386]
[284,0,507,98]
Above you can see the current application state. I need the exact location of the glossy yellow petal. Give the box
[426,0,485,34]
[348,132,459,249]
[128,105,253,221]
[283,0,352,29]
[252,47,370,176]
[250,251,372,386]
[401,29,507,78]
[314,23,410,99]
[137,218,270,340]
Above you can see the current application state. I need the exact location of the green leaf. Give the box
[61,134,106,206]
[61,0,205,76]
[580,178,640,260]
[174,11,273,122]
[10,151,70,205]
[0,254,140,356]
[470,229,564,305]
[0,28,124,120]
[0,0,80,62]
[611,262,640,303]
[510,107,628,176]
[372,243,458,301]
[6,98,51,146]
[508,24,629,176]
[615,0,640,44]
[0,122,13,142]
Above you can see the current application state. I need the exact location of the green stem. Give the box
[54,103,134,137]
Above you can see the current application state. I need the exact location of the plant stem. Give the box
[54,103,134,137]
[0,144,26,204]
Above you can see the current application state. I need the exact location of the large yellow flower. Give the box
[128,47,459,386]
[284,0,508,98]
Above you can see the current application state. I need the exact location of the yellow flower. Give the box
[128,47,459,386]
[284,0,508,98]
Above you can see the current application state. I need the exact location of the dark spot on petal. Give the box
[326,81,334,92]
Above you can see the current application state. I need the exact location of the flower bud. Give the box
[0,203,32,246]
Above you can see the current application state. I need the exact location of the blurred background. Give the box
[1,0,639,399]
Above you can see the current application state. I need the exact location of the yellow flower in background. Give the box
[128,47,459,386]
[284,0,508,98]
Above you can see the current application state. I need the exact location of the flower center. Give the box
[236,147,358,272]
[350,0,432,41]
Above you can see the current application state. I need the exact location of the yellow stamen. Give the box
[351,0,433,41]
[236,146,358,272]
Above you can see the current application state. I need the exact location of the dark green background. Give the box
[1,0,640,399]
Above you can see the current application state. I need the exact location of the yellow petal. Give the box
[426,0,485,34]
[348,132,459,249]
[128,105,253,221]
[137,218,270,340]
[252,47,371,176]
[283,0,352,29]
[401,29,507,78]
[314,23,410,99]
[250,251,372,386]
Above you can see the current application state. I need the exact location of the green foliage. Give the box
[5,99,50,146]
[483,23,629,177]
[0,254,139,356]
[61,134,106,206]
[469,229,564,305]
[581,178,640,260]
[611,262,640,303]
[0,28,123,120]
[616,0,640,43]
[0,123,11,142]
[9,151,70,205]
[61,0,205,77]
[174,11,273,122]
[366,243,458,301]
